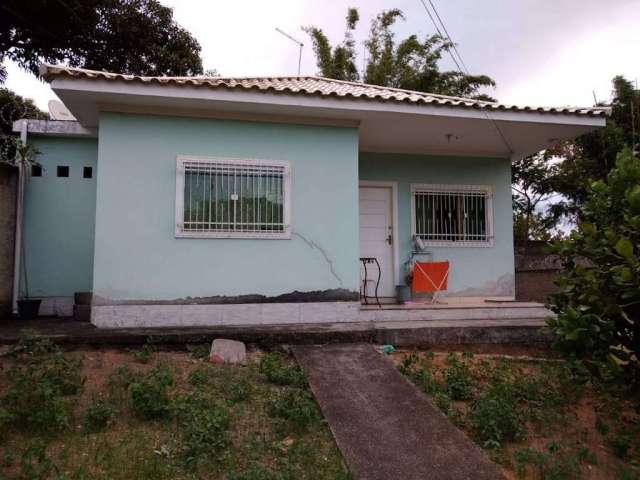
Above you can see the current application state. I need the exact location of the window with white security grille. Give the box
[175,156,291,238]
[411,184,494,246]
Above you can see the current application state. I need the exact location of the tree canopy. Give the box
[548,76,640,223]
[302,8,360,82]
[0,88,47,162]
[548,148,640,382]
[511,152,558,245]
[0,0,203,82]
[304,8,496,100]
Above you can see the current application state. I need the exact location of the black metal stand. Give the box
[359,257,381,308]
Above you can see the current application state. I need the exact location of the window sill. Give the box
[175,230,292,240]
[418,240,495,248]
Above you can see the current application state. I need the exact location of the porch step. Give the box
[0,316,550,348]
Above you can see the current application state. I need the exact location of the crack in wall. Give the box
[292,230,343,287]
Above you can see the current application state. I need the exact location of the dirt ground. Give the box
[392,347,640,480]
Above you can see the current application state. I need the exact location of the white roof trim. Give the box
[12,119,97,138]
[50,77,606,128]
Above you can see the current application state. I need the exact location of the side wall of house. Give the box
[0,166,17,316]
[22,137,98,315]
[359,152,515,298]
[92,113,359,326]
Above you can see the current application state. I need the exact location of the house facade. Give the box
[12,65,606,327]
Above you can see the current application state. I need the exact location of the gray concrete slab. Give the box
[0,316,549,348]
[294,343,504,480]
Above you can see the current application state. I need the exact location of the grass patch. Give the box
[0,339,349,480]
[396,349,640,480]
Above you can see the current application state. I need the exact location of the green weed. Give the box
[81,397,118,433]
[187,343,211,360]
[611,433,632,458]
[173,390,231,468]
[259,353,308,388]
[130,364,174,420]
[267,388,321,434]
[132,337,156,364]
[1,339,84,432]
[443,355,475,401]
[470,384,524,449]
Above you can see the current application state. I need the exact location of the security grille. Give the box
[176,157,291,238]
[412,185,492,244]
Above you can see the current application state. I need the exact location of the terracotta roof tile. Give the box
[40,64,610,118]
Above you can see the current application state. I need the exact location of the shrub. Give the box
[180,407,230,466]
[130,365,173,420]
[259,353,307,388]
[470,385,524,448]
[398,355,445,397]
[81,397,118,433]
[2,385,68,431]
[107,365,137,404]
[9,335,58,357]
[617,467,640,480]
[173,391,231,467]
[187,343,210,360]
[432,391,452,412]
[224,377,252,403]
[513,447,583,480]
[19,442,58,480]
[187,366,211,387]
[267,388,321,434]
[548,148,640,382]
[611,434,632,458]
[132,337,156,364]
[443,356,475,401]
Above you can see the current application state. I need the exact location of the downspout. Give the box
[11,120,28,315]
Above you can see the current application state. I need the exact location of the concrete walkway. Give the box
[294,343,504,480]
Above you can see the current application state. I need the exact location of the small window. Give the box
[83,166,93,179]
[31,165,42,177]
[412,184,493,246]
[176,156,291,239]
[57,166,69,177]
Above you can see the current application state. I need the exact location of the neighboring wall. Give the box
[0,166,17,316]
[359,152,515,297]
[515,241,562,303]
[22,137,98,315]
[93,112,359,303]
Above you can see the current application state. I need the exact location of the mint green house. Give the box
[12,64,606,327]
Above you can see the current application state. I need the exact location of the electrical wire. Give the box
[417,0,463,73]
[416,0,515,155]
[426,0,469,74]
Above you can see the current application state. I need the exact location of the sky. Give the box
[3,0,640,111]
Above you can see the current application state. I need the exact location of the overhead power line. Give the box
[417,0,463,73]
[426,0,469,74]
[415,0,515,155]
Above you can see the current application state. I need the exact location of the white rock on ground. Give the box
[209,339,246,364]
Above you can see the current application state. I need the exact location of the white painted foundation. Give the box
[90,301,551,328]
[91,301,361,328]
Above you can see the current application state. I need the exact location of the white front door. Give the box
[359,186,395,298]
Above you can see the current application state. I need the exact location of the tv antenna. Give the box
[275,27,304,75]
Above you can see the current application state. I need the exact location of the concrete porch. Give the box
[358,300,550,323]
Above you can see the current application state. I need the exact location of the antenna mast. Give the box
[275,27,304,75]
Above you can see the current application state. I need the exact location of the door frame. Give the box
[358,180,400,289]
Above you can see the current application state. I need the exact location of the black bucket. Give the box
[17,299,41,320]
[396,285,411,304]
